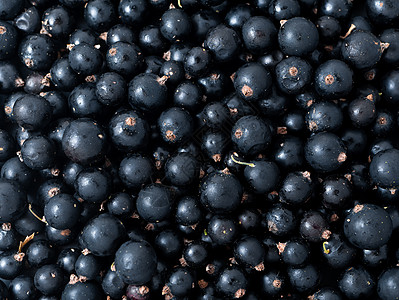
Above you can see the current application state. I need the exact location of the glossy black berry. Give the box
[19,34,56,71]
[204,24,241,62]
[68,43,103,76]
[278,17,319,57]
[128,73,168,114]
[276,56,312,95]
[158,107,194,144]
[305,101,343,133]
[80,213,126,256]
[44,193,81,230]
[74,168,111,203]
[42,5,73,38]
[136,184,173,223]
[0,21,17,60]
[21,136,56,170]
[344,203,392,249]
[305,132,347,173]
[106,42,143,78]
[62,118,108,165]
[115,240,157,285]
[314,59,353,99]
[84,0,116,32]
[338,266,374,299]
[234,62,272,101]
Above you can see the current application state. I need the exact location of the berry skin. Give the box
[136,184,173,223]
[0,179,26,223]
[118,154,154,190]
[106,42,143,78]
[19,34,56,71]
[369,148,399,189]
[234,62,272,101]
[305,132,347,173]
[160,8,191,42]
[377,267,399,300]
[80,213,126,257]
[13,94,53,131]
[200,171,242,214]
[0,21,18,60]
[128,73,168,114]
[338,266,375,299]
[62,118,108,165]
[278,17,319,57]
[21,136,56,170]
[158,107,194,144]
[314,59,353,99]
[231,115,272,156]
[44,193,81,230]
[242,16,277,55]
[341,30,387,69]
[204,24,241,62]
[68,43,103,76]
[115,240,157,285]
[344,203,393,250]
[84,0,116,32]
[276,56,312,95]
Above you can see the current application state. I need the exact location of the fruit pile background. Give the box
[0,0,399,299]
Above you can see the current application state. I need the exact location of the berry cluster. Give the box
[0,0,399,299]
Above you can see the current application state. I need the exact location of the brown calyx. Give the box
[268,220,277,233]
[380,42,390,53]
[378,116,387,125]
[66,44,75,51]
[277,242,287,254]
[308,121,318,131]
[108,48,117,56]
[280,20,287,26]
[212,154,221,162]
[241,192,248,203]
[330,214,339,222]
[139,286,149,295]
[99,32,108,41]
[0,26,6,34]
[24,58,34,68]
[60,229,71,236]
[277,127,287,135]
[165,130,176,141]
[163,50,171,61]
[301,171,311,181]
[324,74,335,85]
[229,107,238,116]
[82,248,91,255]
[365,70,375,81]
[14,253,25,262]
[69,274,79,285]
[2,223,11,231]
[322,229,331,240]
[366,94,374,101]
[198,279,208,289]
[306,99,314,107]
[206,264,215,274]
[156,75,169,85]
[230,72,236,82]
[389,188,397,195]
[211,73,220,80]
[337,152,347,163]
[85,75,96,82]
[235,128,243,139]
[289,66,298,76]
[15,77,25,88]
[241,84,253,97]
[125,117,136,126]
[145,223,155,231]
[273,279,282,288]
[48,187,61,197]
[221,168,230,175]
[254,262,265,271]
[353,204,364,213]
[179,257,188,267]
[234,288,246,298]
[162,285,173,299]
[51,168,60,176]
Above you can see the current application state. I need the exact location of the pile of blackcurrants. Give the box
[1,0,399,299]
